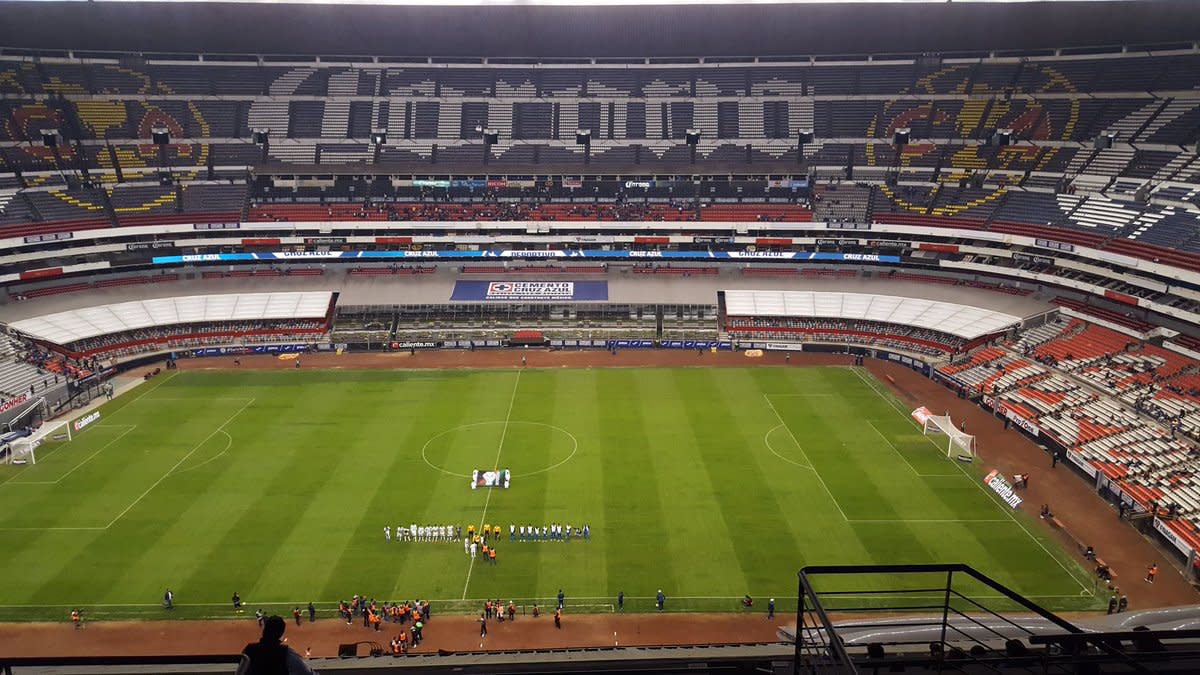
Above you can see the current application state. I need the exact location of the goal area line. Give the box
[849,367,1095,597]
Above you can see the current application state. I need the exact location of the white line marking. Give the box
[117,371,180,409]
[763,423,815,472]
[847,519,1014,524]
[851,367,1094,596]
[0,527,106,531]
[51,425,137,484]
[1,426,139,488]
[461,370,521,600]
[103,398,255,529]
[864,419,958,477]
[0,592,1094,610]
[169,430,232,476]
[763,394,849,522]
[138,397,256,403]
[420,420,578,478]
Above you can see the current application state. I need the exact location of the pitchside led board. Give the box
[451,281,608,302]
[472,469,511,490]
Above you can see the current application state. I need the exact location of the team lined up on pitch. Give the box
[385,523,592,546]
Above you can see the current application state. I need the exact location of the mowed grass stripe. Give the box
[191,383,381,604]
[362,371,517,602]
[528,370,597,604]
[678,368,802,593]
[595,369,680,602]
[0,367,1105,618]
[100,402,278,606]
[847,367,1097,598]
[639,370,747,598]
[13,394,261,604]
[765,369,1081,598]
[746,369,877,577]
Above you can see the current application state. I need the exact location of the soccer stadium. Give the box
[1,0,1200,671]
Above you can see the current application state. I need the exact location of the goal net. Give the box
[912,406,976,460]
[2,419,68,466]
[1,396,52,465]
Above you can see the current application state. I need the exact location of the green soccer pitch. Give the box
[0,366,1104,621]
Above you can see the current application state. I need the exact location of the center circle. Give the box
[420,421,579,478]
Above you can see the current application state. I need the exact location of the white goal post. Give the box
[912,406,976,460]
[2,396,52,465]
[2,419,69,466]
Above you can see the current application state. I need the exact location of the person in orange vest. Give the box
[1146,563,1158,583]
[292,607,302,626]
[390,638,400,656]
[370,610,382,632]
[554,607,562,629]
[489,547,497,565]
[71,609,82,630]
[484,599,493,619]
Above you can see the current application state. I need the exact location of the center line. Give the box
[462,369,521,599]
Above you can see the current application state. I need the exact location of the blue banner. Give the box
[153,251,901,264]
[658,340,732,350]
[450,280,609,302]
[191,344,308,357]
[609,340,656,349]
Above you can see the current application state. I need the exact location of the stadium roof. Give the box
[8,292,333,344]
[0,0,1197,59]
[723,290,1021,339]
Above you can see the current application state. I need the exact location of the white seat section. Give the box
[7,292,333,345]
[723,290,1021,340]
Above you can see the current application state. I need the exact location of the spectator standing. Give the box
[617,591,624,612]
[768,598,775,619]
[307,602,315,623]
[235,615,313,675]
[656,590,665,612]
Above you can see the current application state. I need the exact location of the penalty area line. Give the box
[762,394,849,522]
[102,398,255,530]
[851,367,1094,597]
